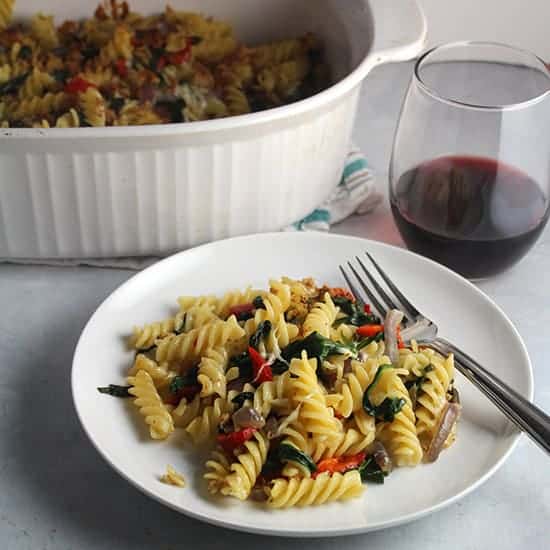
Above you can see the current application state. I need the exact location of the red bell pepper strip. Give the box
[248,346,273,384]
[156,56,167,70]
[217,427,257,453]
[328,287,355,302]
[167,43,192,65]
[228,303,255,317]
[64,76,96,94]
[356,324,384,338]
[314,452,367,478]
[396,326,405,349]
[364,303,372,314]
[114,58,128,77]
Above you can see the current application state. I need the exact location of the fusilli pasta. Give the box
[99,274,459,509]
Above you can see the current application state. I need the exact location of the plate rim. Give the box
[71,232,534,537]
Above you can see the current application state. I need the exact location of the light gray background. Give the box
[0,63,549,549]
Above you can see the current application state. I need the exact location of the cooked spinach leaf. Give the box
[0,72,29,95]
[358,456,386,484]
[169,366,199,393]
[231,391,255,409]
[277,444,317,474]
[230,351,253,379]
[249,320,272,350]
[363,364,406,421]
[253,295,265,309]
[332,296,380,327]
[97,384,131,397]
[281,331,357,363]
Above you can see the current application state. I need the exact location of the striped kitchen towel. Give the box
[284,146,382,231]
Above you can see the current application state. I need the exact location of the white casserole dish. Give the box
[0,0,426,259]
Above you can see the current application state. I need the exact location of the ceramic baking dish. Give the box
[0,0,426,258]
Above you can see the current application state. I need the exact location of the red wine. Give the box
[391,156,549,278]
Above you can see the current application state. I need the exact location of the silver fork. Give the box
[340,252,550,455]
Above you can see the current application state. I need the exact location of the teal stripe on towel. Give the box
[342,158,369,181]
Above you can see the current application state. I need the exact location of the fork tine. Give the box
[355,256,401,315]
[365,252,420,319]
[346,261,387,318]
[338,265,365,308]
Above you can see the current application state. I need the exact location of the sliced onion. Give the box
[450,387,460,404]
[370,441,393,473]
[232,406,265,430]
[384,309,404,365]
[400,318,432,342]
[264,416,279,439]
[425,402,462,462]
[343,358,353,375]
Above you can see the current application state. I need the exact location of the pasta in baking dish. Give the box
[0,1,330,128]
[98,276,461,508]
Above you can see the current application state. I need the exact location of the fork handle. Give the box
[431,337,550,455]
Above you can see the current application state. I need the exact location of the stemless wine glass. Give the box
[390,41,550,279]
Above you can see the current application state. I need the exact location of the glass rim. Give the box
[414,40,550,111]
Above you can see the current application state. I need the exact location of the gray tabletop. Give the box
[1,63,549,550]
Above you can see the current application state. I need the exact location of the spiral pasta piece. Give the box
[0,0,14,31]
[372,368,423,466]
[253,372,291,417]
[415,352,455,445]
[204,448,232,494]
[330,322,356,343]
[331,358,378,418]
[222,85,250,116]
[197,347,228,398]
[115,101,163,126]
[221,432,269,500]
[30,13,59,49]
[177,287,264,319]
[155,315,245,365]
[128,370,174,440]
[186,396,229,444]
[310,426,373,461]
[55,108,80,128]
[351,407,376,438]
[267,471,363,508]
[194,36,237,63]
[398,346,433,377]
[130,314,184,350]
[78,87,106,127]
[303,292,339,338]
[244,313,299,355]
[171,394,201,429]
[18,68,54,99]
[98,25,133,64]
[9,92,69,122]
[288,352,341,441]
[252,36,312,69]
[128,354,173,387]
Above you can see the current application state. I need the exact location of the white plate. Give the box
[71,232,533,537]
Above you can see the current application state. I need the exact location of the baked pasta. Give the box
[0,1,330,128]
[98,276,460,508]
